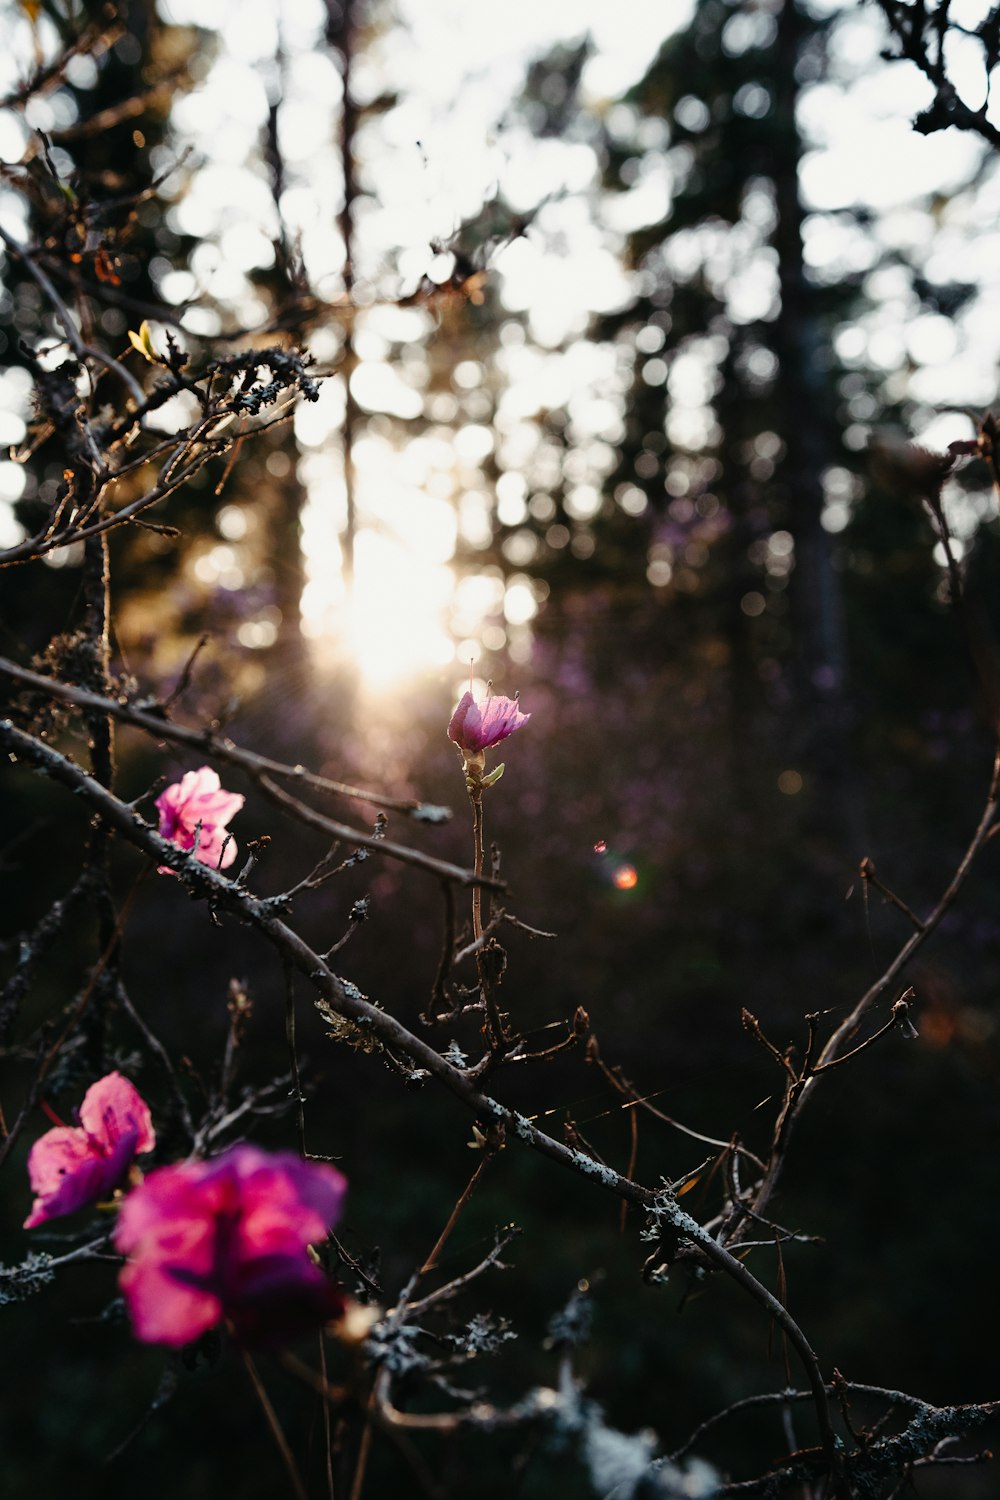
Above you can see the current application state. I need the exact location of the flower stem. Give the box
[470,790,505,1053]
[471,793,484,943]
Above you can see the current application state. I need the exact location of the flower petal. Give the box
[24,1129,105,1227]
[78,1072,155,1157]
[447,691,479,747]
[119,1257,222,1347]
[448,688,530,752]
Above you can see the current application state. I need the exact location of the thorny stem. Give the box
[730,433,1000,1242]
[329,1231,381,1301]
[366,1225,522,1459]
[220,980,248,1106]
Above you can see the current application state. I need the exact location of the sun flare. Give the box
[301,524,459,684]
[298,415,536,688]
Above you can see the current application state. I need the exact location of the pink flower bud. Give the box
[447,687,530,755]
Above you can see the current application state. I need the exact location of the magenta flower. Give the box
[24,1072,155,1229]
[114,1145,347,1348]
[448,687,530,755]
[155,766,245,872]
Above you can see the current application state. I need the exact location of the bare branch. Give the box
[0,655,452,826]
[0,713,839,1454]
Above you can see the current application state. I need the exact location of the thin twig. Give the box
[858,857,926,932]
[115,979,194,1140]
[744,746,1000,1229]
[425,881,457,1022]
[821,746,1000,1060]
[397,1225,520,1321]
[258,772,482,888]
[0,665,485,876]
[319,1332,336,1500]
[284,961,307,1158]
[670,1387,813,1464]
[0,715,839,1455]
[242,1350,309,1500]
[418,1155,492,1277]
[587,1037,767,1173]
[349,1396,374,1500]
[810,996,910,1074]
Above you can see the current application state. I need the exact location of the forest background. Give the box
[2,0,1000,1496]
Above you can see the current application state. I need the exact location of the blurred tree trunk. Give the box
[327,0,358,588]
[771,0,861,845]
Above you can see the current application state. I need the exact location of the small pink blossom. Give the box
[24,1072,155,1229]
[155,766,245,872]
[448,687,530,755]
[114,1145,347,1348]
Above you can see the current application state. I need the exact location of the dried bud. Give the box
[892,989,919,1040]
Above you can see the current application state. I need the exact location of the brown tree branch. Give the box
[0,713,837,1459]
[0,655,453,828]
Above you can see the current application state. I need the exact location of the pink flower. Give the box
[155,766,245,872]
[114,1145,347,1348]
[448,687,530,755]
[24,1073,155,1229]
